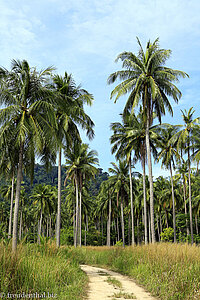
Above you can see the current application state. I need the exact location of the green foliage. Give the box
[160,227,174,242]
[0,242,87,299]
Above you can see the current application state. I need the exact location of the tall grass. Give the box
[65,243,200,300]
[0,241,87,299]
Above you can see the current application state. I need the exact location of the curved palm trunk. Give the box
[142,154,148,244]
[8,172,15,239]
[56,147,62,247]
[128,156,135,246]
[169,162,176,243]
[12,143,23,253]
[188,144,194,244]
[145,113,156,243]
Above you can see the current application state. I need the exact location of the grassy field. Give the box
[65,243,200,300]
[1,242,199,300]
[0,241,87,299]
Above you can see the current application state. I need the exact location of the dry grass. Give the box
[66,243,200,300]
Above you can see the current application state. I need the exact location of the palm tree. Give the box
[31,184,55,243]
[108,38,188,243]
[65,141,99,247]
[175,161,190,236]
[50,72,95,247]
[171,108,200,244]
[110,112,136,246]
[109,160,129,247]
[0,59,56,251]
[157,125,181,242]
[110,108,158,244]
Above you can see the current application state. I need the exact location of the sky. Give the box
[1,0,200,177]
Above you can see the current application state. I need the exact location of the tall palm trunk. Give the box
[120,191,125,248]
[128,155,135,246]
[169,162,176,242]
[56,147,62,247]
[12,143,23,252]
[38,207,43,244]
[19,208,23,240]
[75,175,79,247]
[183,178,189,236]
[79,189,82,247]
[188,142,194,244]
[8,172,15,239]
[107,196,111,246]
[145,110,156,243]
[142,153,148,244]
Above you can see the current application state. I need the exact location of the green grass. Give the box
[0,241,87,299]
[65,243,200,300]
[112,291,136,299]
[105,276,122,288]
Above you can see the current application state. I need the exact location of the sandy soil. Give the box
[80,265,158,300]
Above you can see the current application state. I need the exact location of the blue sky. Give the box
[1,0,200,177]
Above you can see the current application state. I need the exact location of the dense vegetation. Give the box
[0,37,200,299]
[0,241,87,299]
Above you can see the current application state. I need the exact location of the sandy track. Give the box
[80,265,157,300]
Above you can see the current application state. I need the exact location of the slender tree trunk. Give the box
[117,217,119,242]
[145,109,156,243]
[120,192,125,248]
[183,178,190,236]
[8,172,15,239]
[169,162,176,242]
[128,156,135,246]
[195,215,198,235]
[56,147,62,247]
[157,214,160,242]
[73,200,76,244]
[107,196,111,246]
[19,209,22,240]
[128,213,131,246]
[38,207,43,244]
[188,144,194,244]
[75,175,79,247]
[101,214,104,245]
[142,155,148,244]
[137,217,140,244]
[148,209,151,243]
[12,143,23,252]
[79,189,82,247]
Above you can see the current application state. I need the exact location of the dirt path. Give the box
[80,265,157,300]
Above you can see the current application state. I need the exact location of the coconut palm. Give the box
[171,108,200,244]
[108,38,188,243]
[110,108,158,244]
[65,141,99,247]
[50,72,95,247]
[31,184,55,243]
[157,125,181,242]
[0,59,56,251]
[175,161,190,235]
[108,160,130,247]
